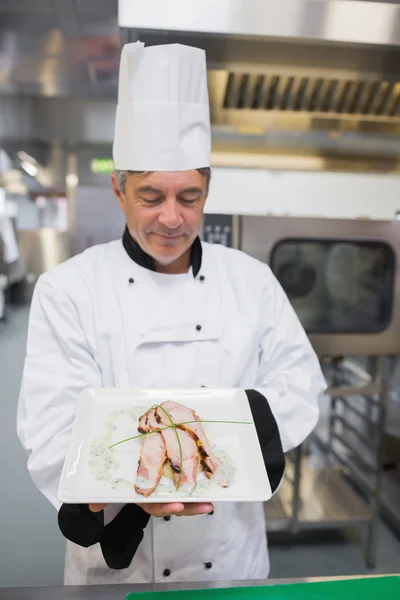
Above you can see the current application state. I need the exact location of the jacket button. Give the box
[205,562,213,569]
[163,569,171,577]
[128,278,134,284]
[196,324,202,331]
[164,516,171,522]
[199,275,205,282]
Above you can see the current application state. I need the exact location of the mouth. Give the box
[152,232,185,240]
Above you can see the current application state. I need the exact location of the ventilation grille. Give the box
[223,73,400,117]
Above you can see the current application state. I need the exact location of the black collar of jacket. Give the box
[122,226,202,277]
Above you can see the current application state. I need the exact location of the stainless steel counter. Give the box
[2,576,397,600]
[0,580,275,600]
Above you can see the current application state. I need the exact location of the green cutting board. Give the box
[126,577,400,600]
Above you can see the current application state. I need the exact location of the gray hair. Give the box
[114,170,132,194]
[114,168,212,194]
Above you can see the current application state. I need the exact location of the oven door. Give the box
[240,216,400,356]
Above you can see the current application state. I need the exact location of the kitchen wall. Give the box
[75,185,125,254]
[206,168,400,220]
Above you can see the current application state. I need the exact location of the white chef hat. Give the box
[113,41,211,172]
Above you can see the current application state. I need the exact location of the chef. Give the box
[17,42,326,586]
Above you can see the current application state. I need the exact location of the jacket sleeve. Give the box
[245,389,285,495]
[17,273,103,510]
[58,503,150,570]
[253,268,327,455]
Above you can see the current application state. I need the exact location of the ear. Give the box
[111,173,125,210]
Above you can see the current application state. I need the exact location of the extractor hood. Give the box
[119,0,400,171]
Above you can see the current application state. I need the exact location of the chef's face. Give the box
[112,170,208,271]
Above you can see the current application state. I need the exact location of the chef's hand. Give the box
[89,503,108,512]
[137,502,214,517]
[89,502,214,517]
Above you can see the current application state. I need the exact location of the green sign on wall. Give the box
[91,158,114,174]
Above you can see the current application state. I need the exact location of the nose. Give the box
[158,197,183,229]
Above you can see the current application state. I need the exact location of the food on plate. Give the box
[161,427,198,492]
[138,407,161,434]
[135,432,167,497]
[156,401,222,478]
[135,401,226,496]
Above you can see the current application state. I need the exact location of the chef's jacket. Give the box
[17,230,326,585]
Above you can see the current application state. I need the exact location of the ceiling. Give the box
[0,0,120,98]
[2,0,400,172]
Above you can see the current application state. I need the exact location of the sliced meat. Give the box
[157,401,222,479]
[161,427,198,492]
[138,407,162,434]
[135,433,167,497]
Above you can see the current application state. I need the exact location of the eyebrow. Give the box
[136,186,203,195]
[178,187,203,195]
[136,186,164,195]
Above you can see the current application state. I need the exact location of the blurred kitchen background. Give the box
[2,0,400,588]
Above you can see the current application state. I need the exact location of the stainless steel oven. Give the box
[239,216,400,356]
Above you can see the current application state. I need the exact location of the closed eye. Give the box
[178,196,200,205]
[141,197,163,205]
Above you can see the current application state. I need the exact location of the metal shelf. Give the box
[315,428,376,473]
[339,454,400,534]
[265,356,392,569]
[265,460,370,531]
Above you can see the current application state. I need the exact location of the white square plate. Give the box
[58,388,272,504]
